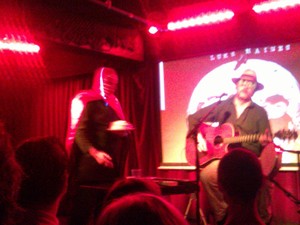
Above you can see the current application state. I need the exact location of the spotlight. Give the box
[167,9,234,31]
[0,36,40,53]
[148,26,159,35]
[253,0,300,13]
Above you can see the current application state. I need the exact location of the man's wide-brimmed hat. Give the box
[232,69,264,91]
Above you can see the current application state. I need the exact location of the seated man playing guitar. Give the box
[186,69,273,224]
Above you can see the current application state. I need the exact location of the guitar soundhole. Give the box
[214,136,223,145]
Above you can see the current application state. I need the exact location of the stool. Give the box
[79,178,209,224]
[151,178,208,225]
[184,192,208,225]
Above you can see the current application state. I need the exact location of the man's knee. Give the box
[200,161,220,184]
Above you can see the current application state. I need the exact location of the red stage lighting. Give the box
[253,0,300,13]
[167,9,234,31]
[148,26,159,35]
[0,37,40,53]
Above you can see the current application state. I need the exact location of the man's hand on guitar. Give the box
[259,128,273,146]
[197,132,208,152]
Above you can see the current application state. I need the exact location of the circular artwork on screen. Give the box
[187,59,300,163]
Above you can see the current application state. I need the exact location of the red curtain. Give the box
[3,62,162,177]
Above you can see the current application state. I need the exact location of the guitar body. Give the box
[186,122,296,177]
[186,123,235,168]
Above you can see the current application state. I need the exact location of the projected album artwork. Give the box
[159,42,300,168]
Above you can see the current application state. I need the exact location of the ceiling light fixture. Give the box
[148,26,159,35]
[0,37,40,53]
[167,9,234,31]
[253,0,300,13]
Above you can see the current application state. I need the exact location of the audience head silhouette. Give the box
[96,193,189,225]
[16,136,68,208]
[0,120,23,225]
[103,177,162,207]
[218,148,263,203]
[15,136,68,225]
[217,148,265,225]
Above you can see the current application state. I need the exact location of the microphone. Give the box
[219,93,228,99]
[208,93,228,100]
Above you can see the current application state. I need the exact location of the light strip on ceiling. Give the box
[167,9,234,31]
[0,37,40,53]
[253,0,300,13]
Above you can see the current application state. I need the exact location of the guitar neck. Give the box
[223,133,261,144]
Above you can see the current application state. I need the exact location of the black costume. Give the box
[72,99,130,184]
[64,67,133,225]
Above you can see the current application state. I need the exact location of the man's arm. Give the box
[75,102,114,168]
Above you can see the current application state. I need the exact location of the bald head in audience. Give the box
[96,193,189,225]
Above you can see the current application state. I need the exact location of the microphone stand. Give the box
[186,96,225,225]
[270,145,300,213]
[269,179,300,206]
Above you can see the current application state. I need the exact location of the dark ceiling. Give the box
[34,0,267,27]
[24,0,300,48]
[24,0,211,28]
[1,0,300,80]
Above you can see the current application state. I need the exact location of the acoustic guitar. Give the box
[185,123,297,177]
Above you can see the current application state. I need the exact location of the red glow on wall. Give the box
[253,0,300,13]
[167,9,234,31]
[0,37,40,53]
